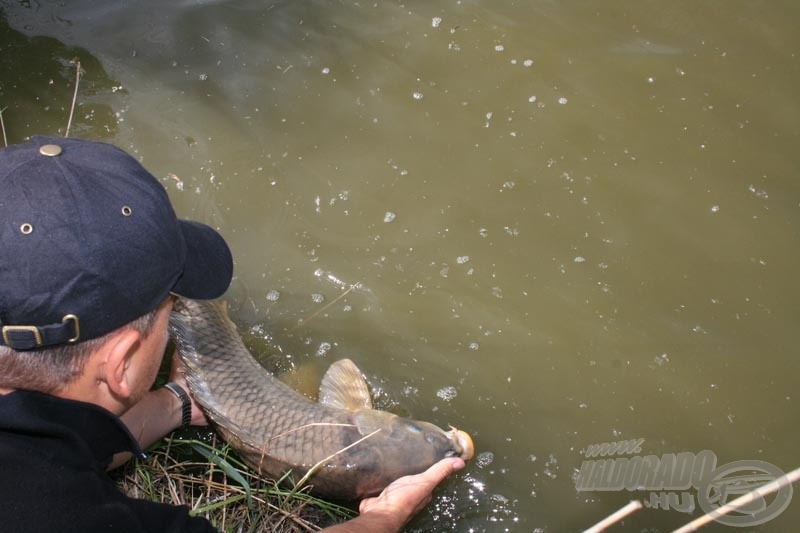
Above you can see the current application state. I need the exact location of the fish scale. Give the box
[169,297,474,499]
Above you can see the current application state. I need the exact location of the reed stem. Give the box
[582,500,643,533]
[671,465,800,533]
[65,60,82,137]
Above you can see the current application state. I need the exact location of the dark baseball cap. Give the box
[0,136,233,350]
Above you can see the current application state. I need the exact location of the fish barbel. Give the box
[169,297,474,500]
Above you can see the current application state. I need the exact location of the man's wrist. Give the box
[162,382,192,427]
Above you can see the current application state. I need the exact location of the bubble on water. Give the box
[494,44,505,52]
[574,256,586,263]
[412,91,424,100]
[431,16,442,28]
[490,493,509,504]
[647,76,655,84]
[528,95,537,103]
[503,180,515,189]
[748,184,769,199]
[383,211,396,223]
[436,385,458,401]
[402,385,419,397]
[321,67,330,74]
[266,289,281,301]
[249,324,267,338]
[523,59,534,67]
[457,255,470,264]
[198,73,208,81]
[652,353,670,367]
[543,454,559,479]
[468,476,486,491]
[676,67,686,76]
[469,342,479,350]
[491,286,503,299]
[316,342,331,357]
[558,97,568,105]
[476,451,495,468]
[311,293,325,303]
[710,205,720,213]
[479,227,489,238]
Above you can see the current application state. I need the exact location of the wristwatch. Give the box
[163,382,192,427]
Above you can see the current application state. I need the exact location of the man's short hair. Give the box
[0,309,159,394]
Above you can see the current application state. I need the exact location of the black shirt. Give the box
[0,390,217,532]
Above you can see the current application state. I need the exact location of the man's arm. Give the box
[109,354,208,470]
[320,457,466,533]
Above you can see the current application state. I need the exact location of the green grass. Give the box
[113,432,356,533]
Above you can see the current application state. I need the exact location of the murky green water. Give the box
[3,1,800,531]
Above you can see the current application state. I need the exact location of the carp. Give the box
[169,297,474,500]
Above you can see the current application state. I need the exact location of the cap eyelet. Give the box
[20,223,33,235]
[39,144,62,157]
[121,205,133,216]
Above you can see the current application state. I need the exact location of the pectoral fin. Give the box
[319,358,373,410]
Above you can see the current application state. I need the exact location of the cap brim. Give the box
[172,220,233,300]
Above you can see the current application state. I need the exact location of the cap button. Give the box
[39,144,63,157]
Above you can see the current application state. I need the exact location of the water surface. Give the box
[2,2,799,531]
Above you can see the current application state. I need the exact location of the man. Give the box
[0,136,464,532]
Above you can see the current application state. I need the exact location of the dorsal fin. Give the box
[318,359,373,410]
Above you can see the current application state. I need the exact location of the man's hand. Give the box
[359,457,466,517]
[168,350,209,426]
[321,457,466,532]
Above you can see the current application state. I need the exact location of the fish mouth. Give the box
[446,426,475,461]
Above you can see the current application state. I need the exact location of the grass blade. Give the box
[191,443,253,506]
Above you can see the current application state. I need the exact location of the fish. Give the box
[168,297,474,500]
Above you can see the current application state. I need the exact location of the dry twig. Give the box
[292,428,382,493]
[671,465,800,533]
[582,500,643,533]
[0,107,7,147]
[292,283,360,331]
[65,59,82,137]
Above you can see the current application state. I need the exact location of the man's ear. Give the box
[102,328,142,401]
